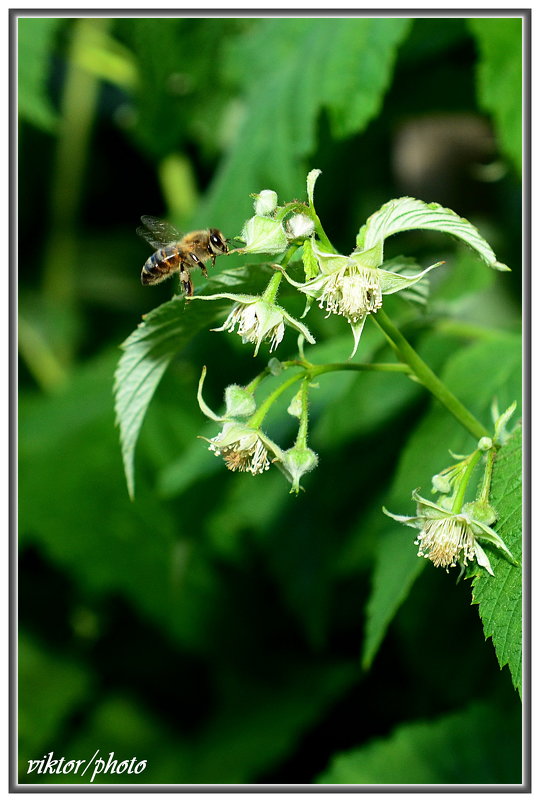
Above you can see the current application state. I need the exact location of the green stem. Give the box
[247,360,410,429]
[452,451,482,513]
[245,368,271,394]
[296,379,310,448]
[479,448,496,504]
[248,372,304,429]
[309,362,411,378]
[373,309,490,441]
[261,271,283,304]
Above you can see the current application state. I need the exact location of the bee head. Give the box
[209,229,229,255]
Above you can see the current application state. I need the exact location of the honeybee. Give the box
[137,215,228,296]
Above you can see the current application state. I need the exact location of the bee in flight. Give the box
[137,215,228,296]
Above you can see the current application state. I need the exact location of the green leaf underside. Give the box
[114,264,272,497]
[472,426,522,696]
[362,334,521,669]
[357,197,508,270]
[317,700,521,784]
[468,18,522,175]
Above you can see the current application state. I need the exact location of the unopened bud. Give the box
[478,436,493,452]
[253,189,278,217]
[267,357,283,376]
[463,500,497,526]
[287,213,315,240]
[224,385,256,418]
[431,473,452,494]
[239,216,288,255]
[287,389,303,418]
[281,445,318,494]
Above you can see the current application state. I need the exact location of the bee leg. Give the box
[180,268,193,297]
[207,248,217,268]
[189,251,209,279]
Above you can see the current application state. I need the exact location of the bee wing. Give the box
[137,215,182,248]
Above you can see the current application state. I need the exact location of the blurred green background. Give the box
[18,16,523,785]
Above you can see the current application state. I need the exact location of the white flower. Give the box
[196,368,284,476]
[207,422,274,475]
[384,490,517,576]
[281,241,444,356]
[190,292,315,356]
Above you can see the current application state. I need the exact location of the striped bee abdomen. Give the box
[141,246,180,285]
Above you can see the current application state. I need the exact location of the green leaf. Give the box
[356,197,510,271]
[197,18,412,235]
[468,18,522,175]
[18,18,63,131]
[362,333,521,669]
[472,426,522,696]
[119,19,242,160]
[19,634,92,765]
[301,238,320,281]
[317,700,521,784]
[114,264,270,498]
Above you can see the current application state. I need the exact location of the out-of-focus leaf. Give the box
[197,18,412,234]
[27,696,191,785]
[314,329,460,449]
[114,263,271,498]
[431,249,495,304]
[362,333,521,669]
[118,19,243,159]
[317,700,521,784]
[468,18,522,175]
[19,634,92,767]
[472,426,522,696]
[18,18,63,131]
[42,661,355,784]
[187,660,356,783]
[19,351,214,653]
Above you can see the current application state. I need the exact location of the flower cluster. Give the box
[384,408,518,577]
[197,367,317,493]
[183,169,517,567]
[384,491,515,577]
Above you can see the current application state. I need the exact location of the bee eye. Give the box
[210,235,220,246]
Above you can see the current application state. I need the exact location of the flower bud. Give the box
[267,357,283,376]
[253,189,278,216]
[281,445,318,494]
[431,473,452,494]
[463,500,497,526]
[239,216,288,255]
[224,384,257,418]
[287,213,315,240]
[478,436,493,452]
[287,389,303,418]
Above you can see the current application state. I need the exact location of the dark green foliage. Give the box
[18,15,523,787]
[318,701,521,784]
[18,18,63,131]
